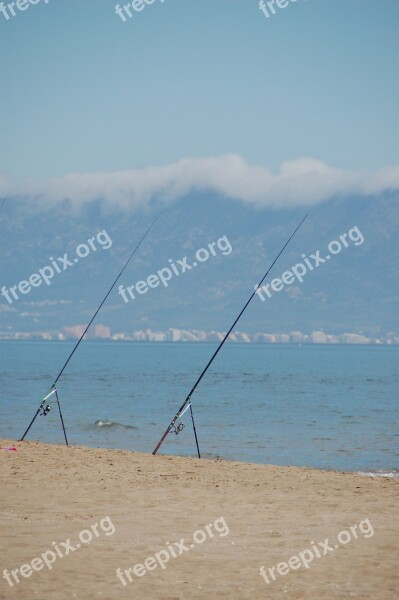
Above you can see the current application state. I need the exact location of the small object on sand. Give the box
[1,447,17,451]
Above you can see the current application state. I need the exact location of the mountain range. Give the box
[0,192,398,337]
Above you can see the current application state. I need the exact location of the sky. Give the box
[1,0,399,197]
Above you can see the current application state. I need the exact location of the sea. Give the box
[0,341,398,477]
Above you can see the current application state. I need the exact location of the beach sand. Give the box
[0,438,398,599]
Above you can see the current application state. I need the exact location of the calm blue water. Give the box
[0,341,398,474]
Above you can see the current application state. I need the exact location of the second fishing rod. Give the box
[152,214,309,458]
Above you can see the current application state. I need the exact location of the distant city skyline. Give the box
[1,326,397,346]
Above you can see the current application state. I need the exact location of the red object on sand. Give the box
[1,447,17,451]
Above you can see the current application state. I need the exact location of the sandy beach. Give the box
[0,438,398,599]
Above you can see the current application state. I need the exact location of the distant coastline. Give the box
[0,327,398,346]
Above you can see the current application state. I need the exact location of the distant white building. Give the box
[339,333,370,344]
[254,333,275,343]
[311,331,327,344]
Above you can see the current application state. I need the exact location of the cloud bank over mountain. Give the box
[2,155,399,210]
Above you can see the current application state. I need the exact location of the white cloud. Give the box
[0,304,16,313]
[20,300,72,307]
[1,155,399,209]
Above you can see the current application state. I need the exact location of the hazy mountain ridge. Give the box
[0,193,398,335]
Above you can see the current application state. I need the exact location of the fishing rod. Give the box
[152,214,308,458]
[20,217,158,444]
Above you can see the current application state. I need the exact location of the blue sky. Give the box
[1,0,399,180]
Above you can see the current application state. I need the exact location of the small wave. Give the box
[357,469,399,479]
[94,420,138,430]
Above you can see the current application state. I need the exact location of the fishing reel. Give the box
[40,404,52,417]
[171,422,185,435]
